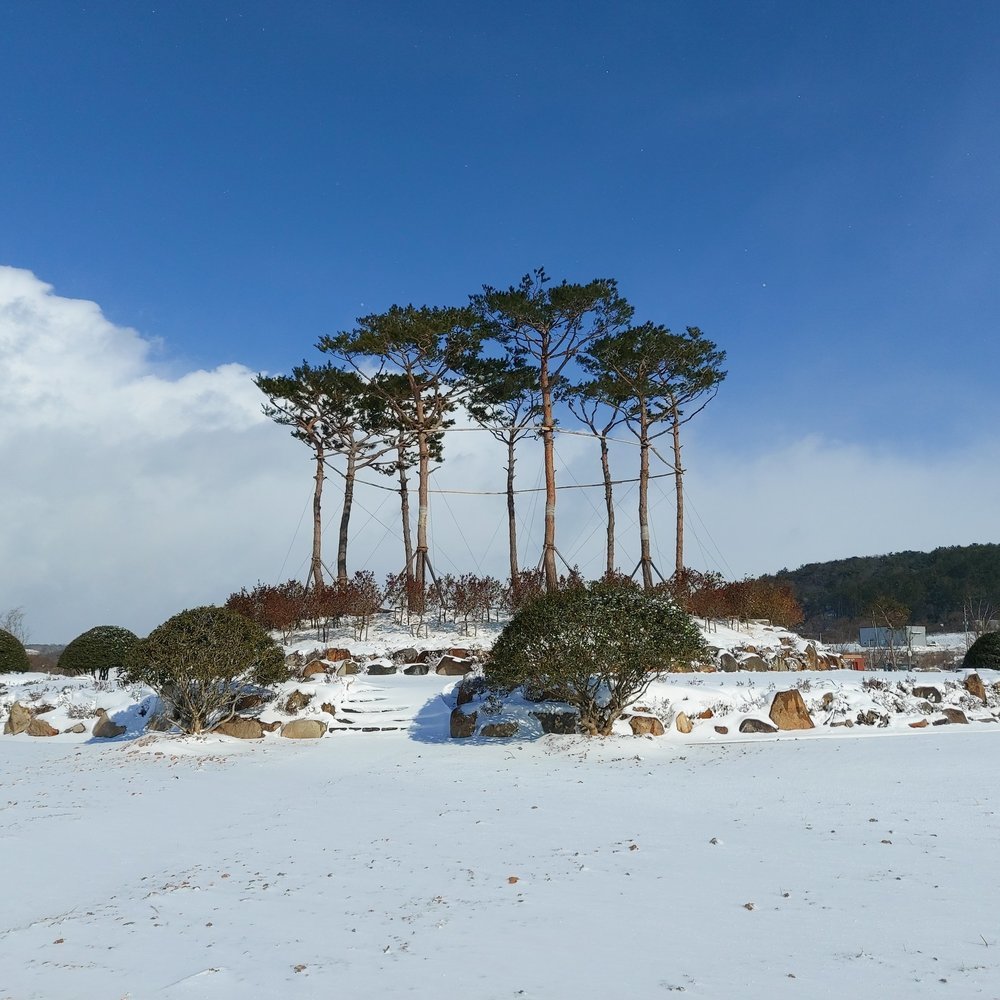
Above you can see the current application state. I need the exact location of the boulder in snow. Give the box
[436,655,472,676]
[27,717,58,737]
[739,718,777,734]
[92,710,126,739]
[281,719,327,739]
[769,690,815,731]
[675,712,693,734]
[964,673,987,704]
[450,708,477,739]
[629,715,664,736]
[4,701,33,735]
[216,718,264,740]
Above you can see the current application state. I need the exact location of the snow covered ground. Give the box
[3,616,999,998]
[3,721,1000,998]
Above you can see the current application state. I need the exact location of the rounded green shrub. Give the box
[486,584,707,736]
[58,625,139,680]
[963,631,1000,670]
[119,606,288,733]
[0,628,31,673]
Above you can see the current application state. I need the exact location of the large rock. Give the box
[366,662,397,676]
[804,644,819,670]
[530,709,578,734]
[393,647,419,663]
[455,677,487,707]
[719,652,740,673]
[301,660,327,680]
[913,685,941,703]
[403,663,429,676]
[92,710,127,739]
[447,647,471,659]
[436,655,472,676]
[629,715,665,736]
[27,717,58,737]
[326,648,352,662]
[481,721,519,738]
[675,712,693,734]
[450,708,477,739]
[284,690,313,714]
[280,719,327,739]
[739,718,777,734]
[216,718,264,740]
[4,701,33,735]
[742,654,768,673]
[965,673,988,704]
[769,690,815,731]
[942,708,969,725]
[335,661,360,676]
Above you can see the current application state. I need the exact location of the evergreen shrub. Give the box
[0,628,30,673]
[58,625,139,680]
[119,606,287,733]
[485,584,707,736]
[964,631,1000,670]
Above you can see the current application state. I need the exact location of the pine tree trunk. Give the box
[415,413,430,592]
[539,352,558,590]
[337,451,356,587]
[397,442,413,584]
[600,433,615,575]
[310,444,325,591]
[672,402,684,579]
[506,433,519,582]
[638,407,653,590]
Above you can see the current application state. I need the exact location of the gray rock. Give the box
[739,718,777,734]
[402,663,429,676]
[366,662,397,676]
[719,652,739,673]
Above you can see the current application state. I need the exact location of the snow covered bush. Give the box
[963,631,1000,670]
[0,628,30,673]
[119,606,287,734]
[485,585,707,736]
[58,625,139,680]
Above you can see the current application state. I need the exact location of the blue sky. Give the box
[1,2,998,638]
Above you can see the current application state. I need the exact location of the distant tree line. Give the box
[765,543,1000,639]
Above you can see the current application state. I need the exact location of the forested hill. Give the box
[766,543,1000,636]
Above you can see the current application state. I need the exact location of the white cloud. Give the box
[2,265,996,641]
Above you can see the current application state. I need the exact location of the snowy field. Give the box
[3,614,999,998]
[3,688,1000,998]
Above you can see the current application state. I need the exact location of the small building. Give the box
[858,625,927,648]
[841,653,867,671]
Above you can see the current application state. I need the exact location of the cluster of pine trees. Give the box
[256,269,726,600]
